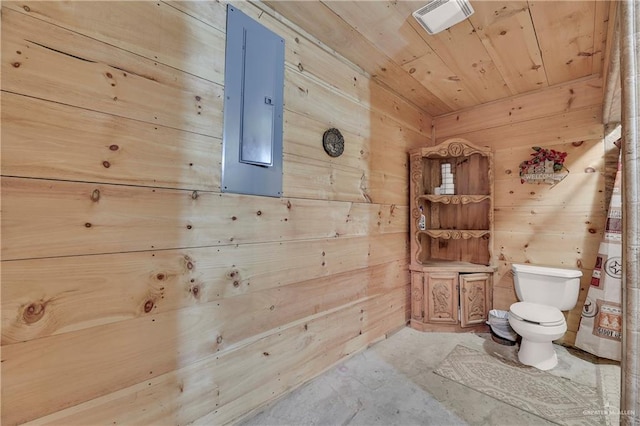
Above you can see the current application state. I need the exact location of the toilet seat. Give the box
[509,302,565,327]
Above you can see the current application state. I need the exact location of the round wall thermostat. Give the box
[322,128,344,157]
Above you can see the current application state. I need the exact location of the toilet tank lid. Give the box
[510,302,565,324]
[512,263,582,278]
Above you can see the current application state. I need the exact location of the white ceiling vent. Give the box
[412,0,474,35]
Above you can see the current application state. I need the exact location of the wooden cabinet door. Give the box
[460,273,491,327]
[425,272,458,324]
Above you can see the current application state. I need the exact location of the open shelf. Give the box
[415,232,491,266]
[410,139,494,267]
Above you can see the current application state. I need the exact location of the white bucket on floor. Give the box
[487,309,517,341]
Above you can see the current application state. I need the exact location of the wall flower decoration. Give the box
[519,147,569,185]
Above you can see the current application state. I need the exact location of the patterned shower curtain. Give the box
[575,158,622,361]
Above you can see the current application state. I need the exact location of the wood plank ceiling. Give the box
[264,0,616,117]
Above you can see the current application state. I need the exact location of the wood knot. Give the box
[190,285,200,298]
[23,5,30,11]
[156,273,166,280]
[588,228,597,234]
[195,95,201,101]
[286,200,292,209]
[504,169,512,175]
[233,280,240,288]
[106,72,113,78]
[186,261,194,270]
[23,302,46,324]
[109,144,119,151]
[85,222,92,228]
[263,352,270,356]
[572,140,584,147]
[584,167,596,173]
[256,210,262,216]
[144,299,155,313]
[91,189,101,202]
[191,191,198,200]
[12,62,21,68]
[216,335,223,344]
[102,160,111,168]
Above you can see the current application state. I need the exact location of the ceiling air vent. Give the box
[412,0,474,35]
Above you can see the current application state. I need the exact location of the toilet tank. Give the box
[512,263,582,310]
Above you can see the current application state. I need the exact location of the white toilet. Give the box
[508,263,582,370]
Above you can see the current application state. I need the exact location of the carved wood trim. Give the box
[410,273,424,321]
[410,151,423,199]
[414,232,424,264]
[419,194,490,204]
[420,230,491,239]
[414,138,491,159]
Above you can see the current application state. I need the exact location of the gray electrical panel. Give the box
[222,5,284,197]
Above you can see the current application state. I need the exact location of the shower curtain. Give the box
[575,158,622,361]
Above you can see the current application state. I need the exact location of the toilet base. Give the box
[517,339,558,370]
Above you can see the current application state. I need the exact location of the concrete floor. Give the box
[239,327,621,426]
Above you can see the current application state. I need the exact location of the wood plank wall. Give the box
[0,2,432,424]
[434,75,607,346]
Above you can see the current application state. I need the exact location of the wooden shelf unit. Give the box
[409,139,495,332]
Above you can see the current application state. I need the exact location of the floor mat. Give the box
[434,345,605,425]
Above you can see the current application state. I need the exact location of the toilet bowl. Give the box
[508,302,567,370]
[508,264,582,370]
